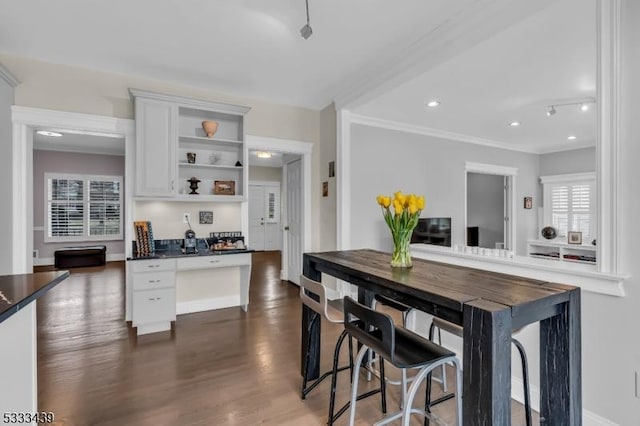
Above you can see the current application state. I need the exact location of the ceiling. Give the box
[2,0,594,153]
[355,0,596,154]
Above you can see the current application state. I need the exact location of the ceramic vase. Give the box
[202,120,219,138]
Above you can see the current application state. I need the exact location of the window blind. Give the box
[46,174,123,242]
[549,182,592,239]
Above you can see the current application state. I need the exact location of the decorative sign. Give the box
[210,231,243,238]
[199,211,213,224]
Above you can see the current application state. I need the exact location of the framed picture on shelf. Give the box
[567,231,582,245]
[213,180,235,195]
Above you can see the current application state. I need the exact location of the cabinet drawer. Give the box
[132,270,175,291]
[132,288,176,324]
[130,258,176,273]
[177,253,251,271]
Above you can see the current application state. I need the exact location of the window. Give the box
[45,173,123,242]
[541,173,595,240]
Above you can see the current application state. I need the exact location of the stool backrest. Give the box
[343,296,395,361]
[299,275,327,316]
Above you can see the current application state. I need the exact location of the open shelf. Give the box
[178,162,243,170]
[178,135,243,146]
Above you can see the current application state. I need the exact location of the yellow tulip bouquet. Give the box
[376,191,425,268]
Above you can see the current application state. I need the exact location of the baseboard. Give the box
[33,253,125,266]
[511,377,618,425]
[176,295,242,315]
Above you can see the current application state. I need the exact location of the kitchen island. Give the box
[127,239,253,335]
[0,271,69,419]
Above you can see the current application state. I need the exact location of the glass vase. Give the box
[391,231,413,268]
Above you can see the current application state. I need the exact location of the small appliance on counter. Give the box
[182,229,197,254]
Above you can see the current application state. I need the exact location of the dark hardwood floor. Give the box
[35,252,535,425]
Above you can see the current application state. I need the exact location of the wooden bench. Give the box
[54,246,107,269]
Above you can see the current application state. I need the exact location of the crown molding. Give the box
[536,140,596,154]
[0,62,20,87]
[129,88,251,115]
[332,0,557,110]
[350,113,539,154]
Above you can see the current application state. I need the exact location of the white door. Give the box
[249,186,265,250]
[286,159,303,285]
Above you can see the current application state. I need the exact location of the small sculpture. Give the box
[541,226,557,240]
[201,120,218,138]
[187,177,201,194]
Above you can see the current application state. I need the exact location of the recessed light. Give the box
[509,121,521,127]
[567,135,577,140]
[256,151,272,159]
[579,103,590,112]
[36,130,63,137]
[426,100,441,108]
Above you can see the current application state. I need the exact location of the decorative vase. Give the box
[202,120,219,138]
[187,177,201,194]
[391,229,414,268]
[186,152,196,164]
[541,226,557,240]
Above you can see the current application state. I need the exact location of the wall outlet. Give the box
[32,250,38,258]
[183,213,190,224]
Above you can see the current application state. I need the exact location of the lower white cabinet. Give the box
[130,259,176,335]
[127,253,252,335]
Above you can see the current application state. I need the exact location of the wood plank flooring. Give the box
[35,252,536,425]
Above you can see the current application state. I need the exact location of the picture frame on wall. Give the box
[213,180,235,195]
[199,211,213,224]
[567,231,582,245]
[328,161,335,178]
[524,196,532,209]
[322,181,328,197]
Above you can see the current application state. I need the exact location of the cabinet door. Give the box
[135,98,177,196]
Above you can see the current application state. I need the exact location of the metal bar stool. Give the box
[299,276,357,424]
[344,297,462,426]
[428,317,533,426]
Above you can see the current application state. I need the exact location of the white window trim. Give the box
[540,172,596,240]
[44,172,124,243]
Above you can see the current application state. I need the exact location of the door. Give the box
[285,159,303,285]
[249,184,281,251]
[249,186,266,250]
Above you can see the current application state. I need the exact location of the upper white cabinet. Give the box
[130,89,251,201]
[134,97,177,196]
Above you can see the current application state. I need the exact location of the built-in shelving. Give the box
[527,239,596,265]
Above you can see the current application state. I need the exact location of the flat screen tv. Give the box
[411,217,452,247]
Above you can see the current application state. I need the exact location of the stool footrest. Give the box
[301,364,351,399]
[331,388,382,424]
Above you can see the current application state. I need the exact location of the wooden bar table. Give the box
[301,249,581,426]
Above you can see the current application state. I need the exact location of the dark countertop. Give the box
[0,271,70,324]
[128,248,254,261]
[128,238,254,261]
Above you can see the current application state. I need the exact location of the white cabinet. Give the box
[130,258,176,335]
[133,97,177,196]
[527,240,596,265]
[130,89,251,201]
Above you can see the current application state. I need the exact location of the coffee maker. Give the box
[183,229,197,254]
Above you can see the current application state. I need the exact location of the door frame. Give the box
[464,162,518,251]
[245,135,312,282]
[11,106,135,273]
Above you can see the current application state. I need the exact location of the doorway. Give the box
[245,136,312,285]
[11,107,135,274]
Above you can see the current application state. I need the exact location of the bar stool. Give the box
[344,297,462,426]
[368,294,432,406]
[428,317,532,426]
[299,276,358,424]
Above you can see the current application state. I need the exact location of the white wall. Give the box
[248,166,282,183]
[467,172,505,248]
[0,73,14,274]
[349,123,540,256]
[539,146,596,176]
[32,150,126,261]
